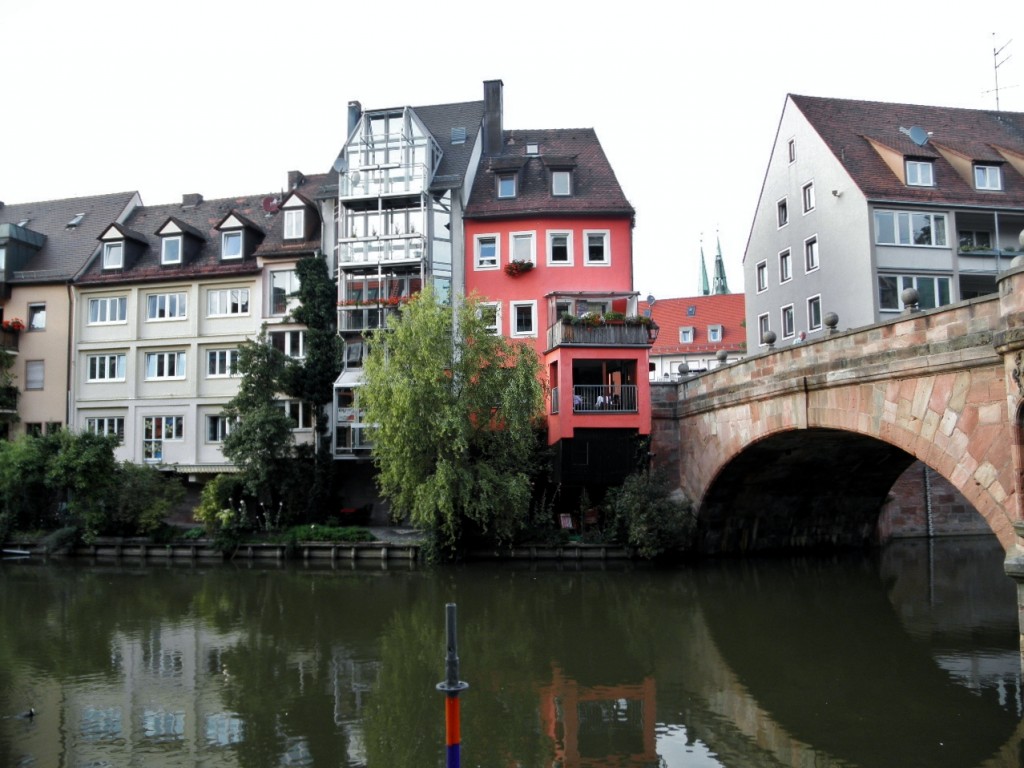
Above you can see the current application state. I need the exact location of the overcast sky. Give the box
[4,0,1021,300]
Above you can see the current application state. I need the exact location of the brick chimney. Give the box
[347,101,362,138]
[483,80,504,156]
[182,193,203,208]
[288,171,305,190]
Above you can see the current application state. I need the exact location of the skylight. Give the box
[66,212,85,228]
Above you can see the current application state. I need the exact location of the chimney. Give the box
[347,101,362,138]
[182,193,203,208]
[288,171,305,190]
[483,80,504,156]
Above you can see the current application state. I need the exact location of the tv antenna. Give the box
[987,35,1016,111]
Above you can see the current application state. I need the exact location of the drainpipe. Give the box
[923,464,934,538]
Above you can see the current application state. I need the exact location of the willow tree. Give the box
[362,285,545,551]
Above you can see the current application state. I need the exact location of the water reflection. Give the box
[0,536,1019,767]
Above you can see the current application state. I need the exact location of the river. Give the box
[0,535,1020,767]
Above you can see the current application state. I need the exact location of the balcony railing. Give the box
[571,385,638,413]
[338,238,425,266]
[337,305,402,332]
[0,329,19,352]
[339,163,429,198]
[547,322,654,349]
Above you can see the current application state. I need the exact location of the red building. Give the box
[464,116,653,486]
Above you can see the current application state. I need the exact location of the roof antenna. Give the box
[989,35,1013,111]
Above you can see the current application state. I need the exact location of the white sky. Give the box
[4,0,1022,301]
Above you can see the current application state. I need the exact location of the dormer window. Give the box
[975,164,1002,191]
[103,242,124,269]
[497,174,517,199]
[284,209,304,240]
[552,170,572,196]
[679,327,694,343]
[222,231,242,260]
[526,142,539,155]
[708,324,723,342]
[906,160,934,187]
[161,236,182,265]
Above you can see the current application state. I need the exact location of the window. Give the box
[510,232,535,264]
[270,270,300,316]
[479,303,500,335]
[147,293,187,320]
[708,325,723,342]
[781,305,795,338]
[222,231,242,260]
[277,400,313,429]
[777,198,788,227]
[207,349,239,377]
[103,242,123,269]
[584,231,609,265]
[207,288,250,317]
[874,210,947,247]
[807,295,822,331]
[145,351,186,379]
[283,209,304,239]
[878,274,952,312]
[497,174,516,199]
[161,236,182,265]
[28,303,45,331]
[25,360,44,390]
[526,142,539,155]
[87,354,126,381]
[510,301,537,337]
[758,313,770,346]
[802,182,815,213]
[270,330,305,358]
[206,414,233,443]
[804,236,819,272]
[788,139,796,163]
[906,160,934,187]
[779,249,792,282]
[87,417,124,442]
[474,235,499,270]
[959,230,992,249]
[679,327,694,343]
[25,423,42,437]
[547,231,572,265]
[143,416,184,461]
[88,296,127,324]
[974,165,1002,190]
[756,261,768,292]
[552,170,572,196]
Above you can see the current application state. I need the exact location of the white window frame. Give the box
[28,303,46,331]
[874,210,947,247]
[777,198,788,228]
[276,399,314,430]
[283,209,304,240]
[804,236,819,272]
[221,231,243,260]
[755,260,768,293]
[807,294,822,331]
[583,230,610,266]
[878,274,952,312]
[779,249,792,283]
[497,174,517,199]
[510,300,537,338]
[474,234,499,270]
[679,326,694,344]
[270,269,301,316]
[270,330,305,359]
[206,349,239,377]
[87,353,127,382]
[161,236,182,265]
[975,165,1002,191]
[207,288,250,317]
[206,414,233,443]
[103,241,124,269]
[146,292,187,321]
[788,139,796,163]
[145,351,186,380]
[86,417,125,442]
[906,160,934,187]
[547,231,573,266]
[509,231,536,265]
[552,170,572,196]
[479,302,501,335]
[757,313,771,346]
[25,360,44,390]
[802,181,815,213]
[88,296,127,325]
[781,304,795,339]
[143,416,184,462]
[708,324,723,343]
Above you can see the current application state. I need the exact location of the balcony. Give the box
[338,237,425,266]
[0,384,18,413]
[339,162,429,198]
[0,329,19,352]
[547,321,655,349]
[337,304,402,332]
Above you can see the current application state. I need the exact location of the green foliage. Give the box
[362,285,545,554]
[110,462,186,536]
[604,469,696,559]
[0,432,62,530]
[45,429,120,538]
[277,524,374,543]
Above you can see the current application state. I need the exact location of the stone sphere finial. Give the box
[716,349,728,362]
[901,287,920,313]
[762,330,777,349]
[823,312,839,333]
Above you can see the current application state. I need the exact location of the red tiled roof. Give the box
[641,294,746,354]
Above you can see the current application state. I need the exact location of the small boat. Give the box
[2,548,30,558]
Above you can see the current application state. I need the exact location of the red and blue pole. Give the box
[437,603,469,768]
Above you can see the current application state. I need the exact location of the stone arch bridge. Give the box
[650,265,1024,584]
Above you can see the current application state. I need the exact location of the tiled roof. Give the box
[411,100,486,188]
[790,94,1024,208]
[0,191,138,282]
[641,294,746,354]
[77,173,327,285]
[464,128,635,219]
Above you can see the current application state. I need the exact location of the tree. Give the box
[222,326,296,509]
[362,285,545,552]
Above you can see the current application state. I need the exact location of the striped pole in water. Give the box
[437,603,469,768]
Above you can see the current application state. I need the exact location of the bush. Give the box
[604,469,696,559]
[281,524,375,543]
[110,462,185,536]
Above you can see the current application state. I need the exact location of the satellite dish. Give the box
[332,156,346,174]
[262,196,280,213]
[647,294,655,304]
[350,171,361,186]
[899,125,930,146]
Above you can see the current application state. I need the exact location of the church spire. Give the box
[698,237,710,296]
[712,233,730,295]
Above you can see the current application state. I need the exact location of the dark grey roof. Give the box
[411,100,486,188]
[0,192,138,282]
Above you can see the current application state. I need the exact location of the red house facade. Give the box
[464,114,652,486]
